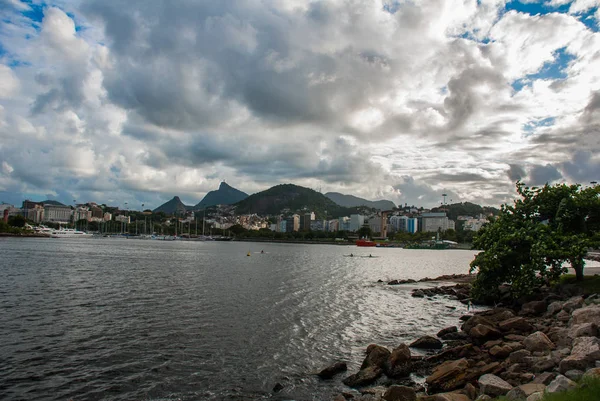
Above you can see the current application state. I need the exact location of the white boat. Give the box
[50,228,93,238]
[33,225,54,236]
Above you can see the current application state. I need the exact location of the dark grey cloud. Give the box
[528,164,563,186]
[507,164,525,182]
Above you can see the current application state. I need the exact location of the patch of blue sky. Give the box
[504,1,570,16]
[19,0,45,23]
[573,8,599,32]
[382,1,401,14]
[523,117,555,135]
[511,47,575,92]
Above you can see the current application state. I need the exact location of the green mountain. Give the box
[153,196,189,215]
[233,184,358,219]
[431,202,500,222]
[325,192,396,210]
[194,182,248,209]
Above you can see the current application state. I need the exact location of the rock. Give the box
[518,383,546,397]
[505,334,526,342]
[386,344,412,378]
[498,317,534,334]
[509,349,532,364]
[523,331,555,352]
[478,373,513,397]
[382,385,416,401]
[466,362,501,381]
[438,326,458,338]
[333,395,347,401]
[412,290,425,298]
[460,383,478,400]
[532,357,556,373]
[361,345,391,370]
[462,315,496,333]
[410,336,443,350]
[562,296,585,313]
[526,393,543,401]
[489,345,513,358]
[469,324,503,341]
[546,301,564,315]
[474,396,492,401]
[520,301,547,316]
[564,369,584,381]
[343,366,383,388]
[505,386,526,400]
[533,372,557,385]
[570,305,600,326]
[485,309,517,323]
[545,374,576,393]
[318,362,348,379]
[583,367,600,379]
[556,310,570,322]
[483,339,503,349]
[547,327,571,348]
[418,394,471,401]
[425,358,469,393]
[273,382,284,393]
[568,323,598,338]
[559,336,600,373]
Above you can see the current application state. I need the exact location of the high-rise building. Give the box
[420,212,455,232]
[43,205,72,223]
[349,214,364,232]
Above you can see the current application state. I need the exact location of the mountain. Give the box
[153,196,189,215]
[41,200,65,206]
[325,192,396,210]
[431,202,500,222]
[194,182,248,209]
[233,184,359,218]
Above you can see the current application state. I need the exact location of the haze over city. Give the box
[1,0,599,210]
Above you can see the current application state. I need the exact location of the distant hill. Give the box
[233,184,358,219]
[153,196,189,215]
[41,200,65,206]
[194,182,248,209]
[431,202,500,222]
[325,192,396,210]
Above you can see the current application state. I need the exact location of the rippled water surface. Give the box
[0,238,480,400]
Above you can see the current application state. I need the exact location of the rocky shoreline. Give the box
[316,275,600,401]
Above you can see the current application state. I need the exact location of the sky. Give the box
[0,0,599,210]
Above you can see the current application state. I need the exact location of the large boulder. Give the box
[559,336,600,373]
[546,301,564,316]
[425,358,469,393]
[418,394,471,401]
[545,375,576,394]
[583,367,600,379]
[317,362,347,379]
[462,315,496,333]
[438,326,458,338]
[382,385,416,401]
[478,374,513,397]
[520,301,547,316]
[562,296,585,313]
[523,331,555,352]
[469,324,503,341]
[489,344,513,358]
[533,372,557,385]
[498,317,534,334]
[410,336,443,350]
[509,349,532,364]
[342,366,383,388]
[386,344,412,378]
[570,305,600,326]
[568,323,598,339]
[361,344,391,370]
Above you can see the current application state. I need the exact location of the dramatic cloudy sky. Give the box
[1,0,599,209]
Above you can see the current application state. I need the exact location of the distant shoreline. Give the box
[0,233,50,238]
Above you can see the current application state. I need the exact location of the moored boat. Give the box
[50,228,93,238]
[356,239,376,247]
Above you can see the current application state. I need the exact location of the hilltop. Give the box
[233,184,360,219]
[153,196,189,215]
[194,182,248,209]
[325,192,396,210]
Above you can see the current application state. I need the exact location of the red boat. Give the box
[356,239,376,247]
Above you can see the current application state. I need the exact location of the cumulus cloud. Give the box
[0,0,598,209]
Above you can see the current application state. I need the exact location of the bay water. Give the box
[0,238,479,400]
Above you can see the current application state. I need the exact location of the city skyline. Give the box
[1,1,599,210]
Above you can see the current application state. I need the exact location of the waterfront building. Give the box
[349,214,364,232]
[389,215,408,233]
[43,205,72,223]
[406,217,418,234]
[338,216,350,231]
[327,219,339,232]
[367,216,381,234]
[25,205,45,223]
[463,218,487,231]
[73,207,92,222]
[103,212,112,221]
[279,220,287,233]
[115,215,130,223]
[420,212,455,232]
